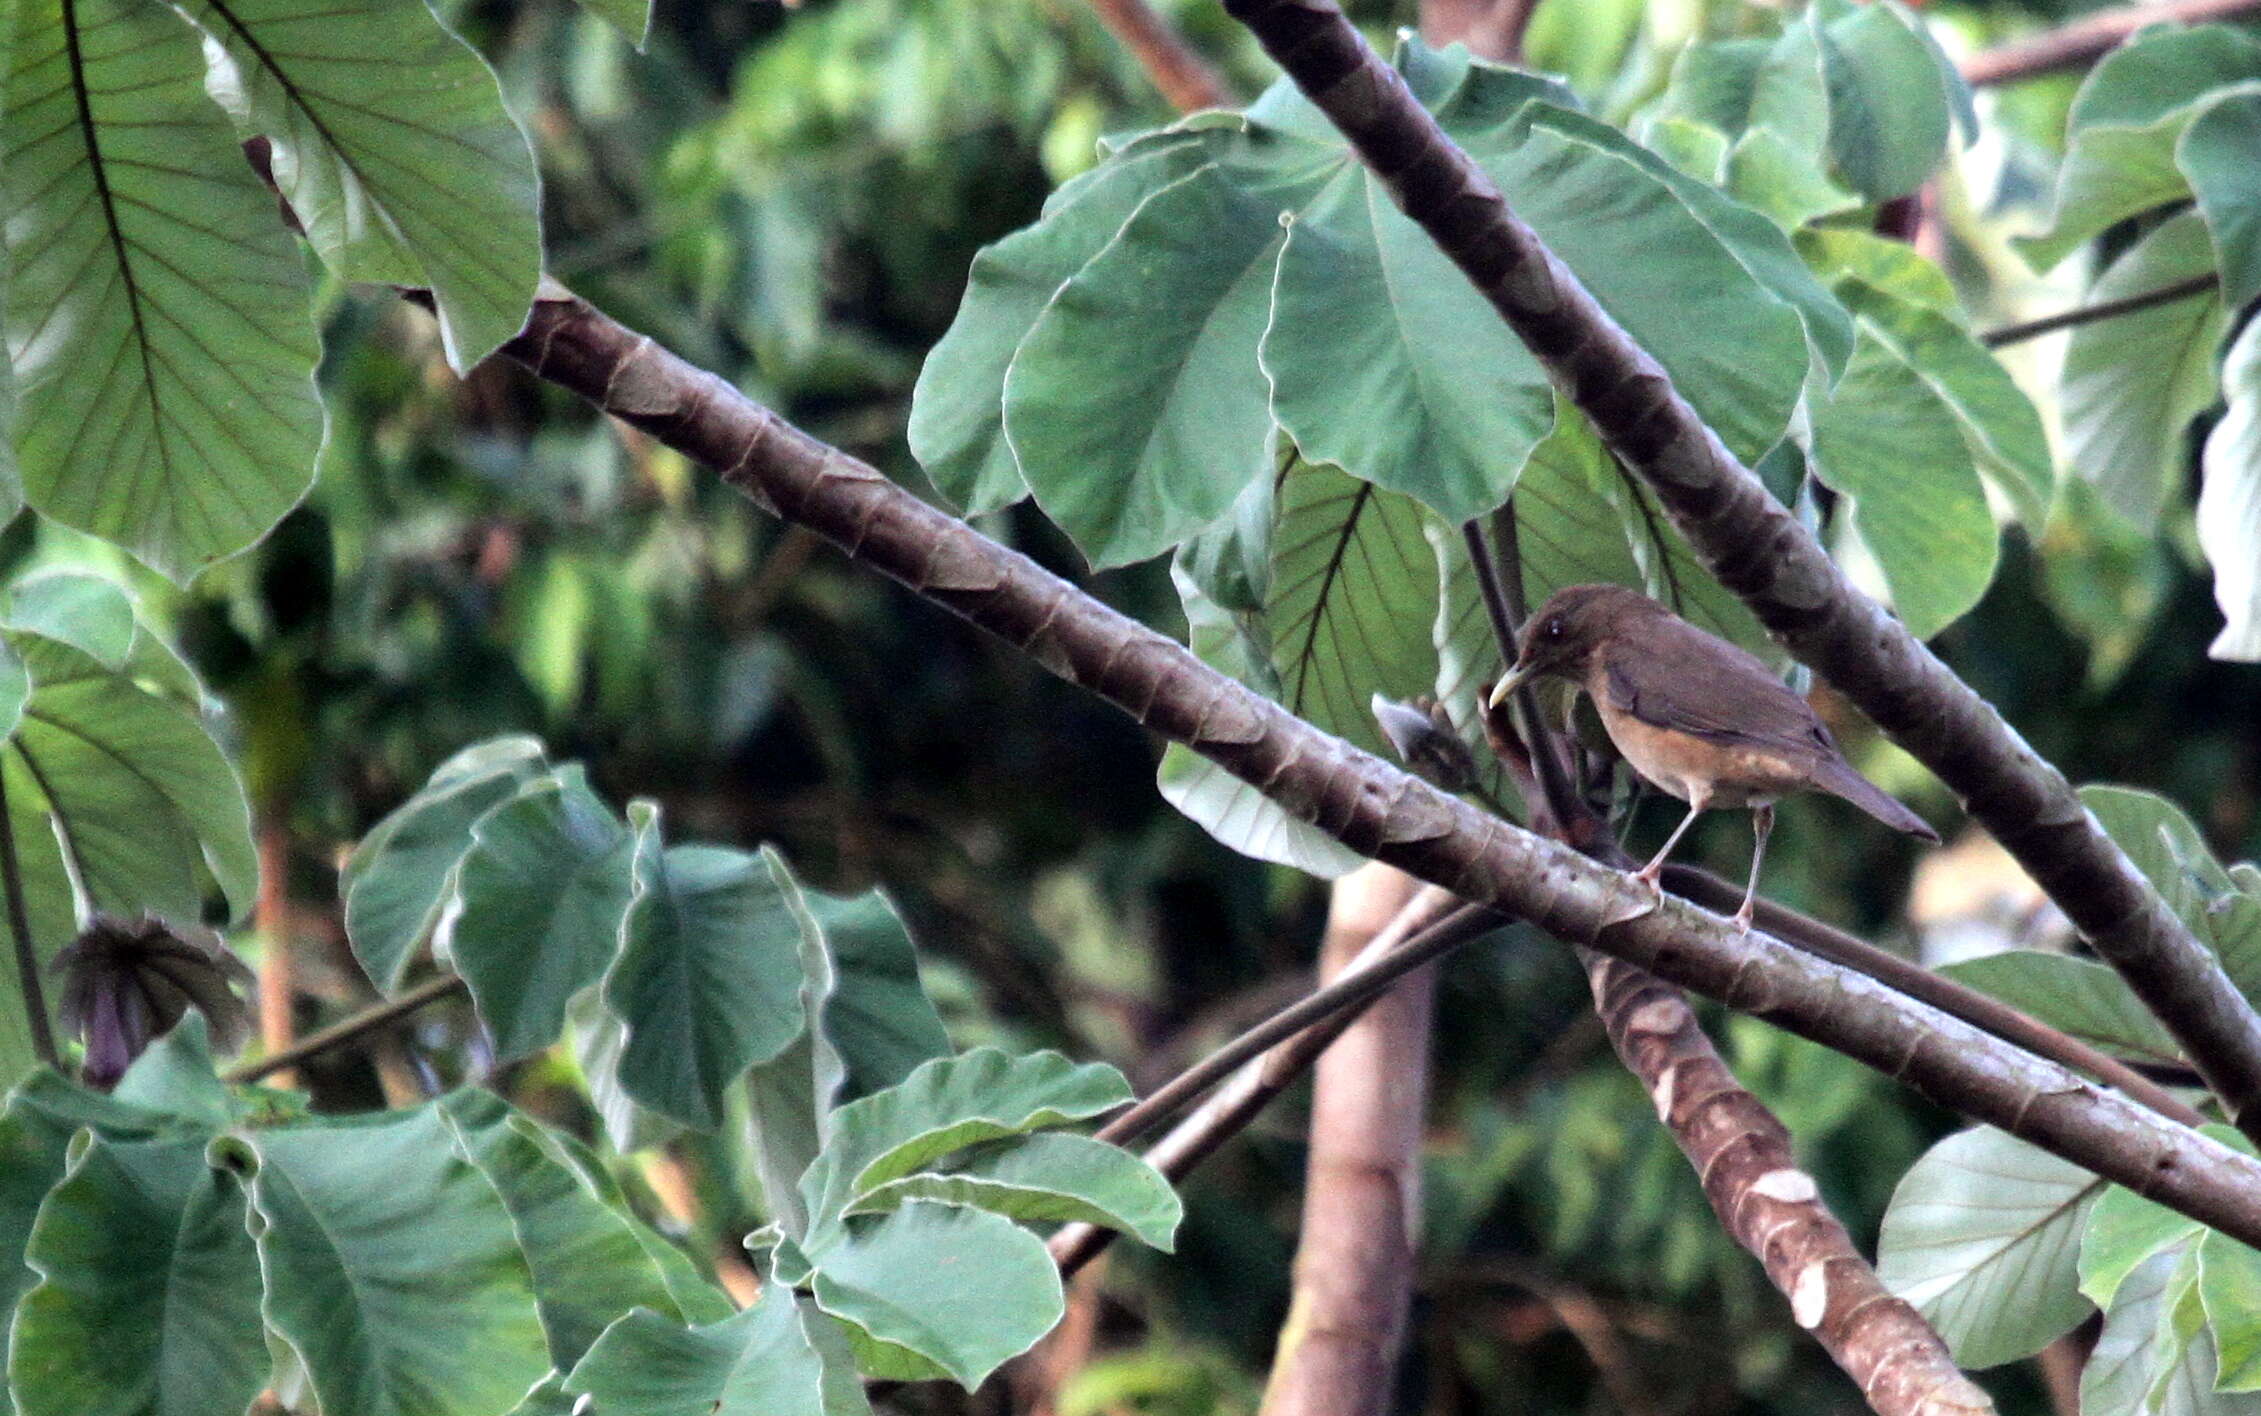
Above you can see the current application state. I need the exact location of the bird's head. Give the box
[1487,583,1668,707]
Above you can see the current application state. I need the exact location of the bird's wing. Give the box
[1598,621,1835,759]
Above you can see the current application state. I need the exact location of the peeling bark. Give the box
[494,289,2261,1248]
[1210,0,2261,1146]
[1588,955,1994,1416]
[1262,865,1435,1416]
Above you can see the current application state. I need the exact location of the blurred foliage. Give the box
[4,0,2260,1411]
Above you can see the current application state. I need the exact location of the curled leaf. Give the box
[50,915,253,1086]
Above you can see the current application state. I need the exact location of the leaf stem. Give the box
[0,768,58,1070]
[223,974,465,1084]
[1981,273,2220,349]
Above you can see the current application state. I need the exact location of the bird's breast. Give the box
[1590,697,1813,808]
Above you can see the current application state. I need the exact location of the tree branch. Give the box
[223,974,466,1084]
[1960,0,2261,87]
[1211,0,2261,1147]
[1981,274,2220,349]
[1260,865,1436,1416]
[1083,0,1236,113]
[491,287,2261,1250]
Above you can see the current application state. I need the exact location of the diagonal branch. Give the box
[1960,0,2261,87]
[491,287,2261,1251]
[1082,0,1236,113]
[1211,0,2261,1147]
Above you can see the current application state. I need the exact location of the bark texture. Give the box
[495,289,2261,1249]
[1213,0,2261,1145]
[1261,865,1435,1416]
[1587,955,1993,1416]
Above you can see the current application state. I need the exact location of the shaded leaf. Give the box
[8,1137,264,1416]
[1877,1126,2099,1367]
[179,0,541,370]
[249,1107,550,1416]
[111,1013,239,1131]
[564,1285,833,1416]
[1941,951,2184,1068]
[808,1201,1062,1390]
[799,883,950,1098]
[1816,1,1951,201]
[2,0,323,580]
[2182,90,2261,311]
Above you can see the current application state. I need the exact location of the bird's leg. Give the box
[1735,804,1774,935]
[1633,798,1707,890]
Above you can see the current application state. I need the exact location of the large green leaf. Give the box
[798,1047,1131,1244]
[2084,1176,2204,1311]
[854,1132,1181,1252]
[249,1107,551,1416]
[600,826,807,1131]
[2061,212,2229,529]
[6,631,257,922]
[1,0,323,580]
[340,737,551,992]
[2202,318,2261,661]
[1941,952,2185,1068]
[564,1285,835,1416]
[111,1014,240,1132]
[2182,90,2261,311]
[1262,164,1553,523]
[1002,154,1303,567]
[437,1091,707,1370]
[2081,1247,2235,1416]
[2080,784,2261,993]
[1877,1126,2100,1367]
[909,132,1209,516]
[2019,27,2261,273]
[1815,1,1951,201]
[8,1137,265,1416]
[444,769,635,1060]
[797,883,950,1098]
[176,0,541,371]
[1805,322,1999,638]
[807,1200,1062,1390]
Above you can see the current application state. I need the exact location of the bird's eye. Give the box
[1546,618,1564,639]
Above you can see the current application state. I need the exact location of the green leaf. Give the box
[2085,1179,2204,1310]
[341,737,551,992]
[177,0,541,371]
[1833,279,2053,526]
[2182,90,2261,311]
[1877,1126,2100,1367]
[1262,164,1553,523]
[2201,1228,2261,1390]
[2061,212,2229,529]
[1797,227,1959,314]
[437,1091,704,1370]
[2079,784,2261,991]
[2,0,323,581]
[445,769,635,1060]
[249,1107,550,1416]
[567,987,679,1155]
[799,883,950,1098]
[909,133,1210,516]
[1817,1,1951,201]
[1941,952,2185,1068]
[112,1014,240,1131]
[741,855,851,1238]
[808,1200,1063,1389]
[2019,27,2261,273]
[569,0,649,48]
[564,1286,834,1416]
[2082,1244,2261,1416]
[7,631,258,921]
[1268,459,1443,761]
[799,1047,1131,1241]
[2,574,133,670]
[1806,323,1999,638]
[600,825,808,1130]
[8,1137,264,1416]
[2202,317,2261,661]
[1003,154,1301,567]
[854,1132,1180,1252]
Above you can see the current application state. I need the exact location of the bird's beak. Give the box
[1486,662,1537,710]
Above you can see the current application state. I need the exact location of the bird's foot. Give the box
[1601,864,1667,928]
[1732,899,1756,936]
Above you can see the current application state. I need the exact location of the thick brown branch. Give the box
[1261,866,1436,1416]
[1587,955,1993,1416]
[1083,0,1236,113]
[1212,0,2261,1146]
[494,289,2261,1249]
[1960,0,2261,87]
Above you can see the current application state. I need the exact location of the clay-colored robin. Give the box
[1487,584,1938,929]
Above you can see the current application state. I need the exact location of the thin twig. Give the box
[0,768,57,1069]
[223,975,466,1084]
[1961,0,2261,87]
[1981,273,2220,348]
[1461,518,1580,827]
[1082,0,1236,113]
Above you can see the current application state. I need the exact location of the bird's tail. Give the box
[1811,759,1940,842]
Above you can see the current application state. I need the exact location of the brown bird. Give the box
[1487,584,1938,930]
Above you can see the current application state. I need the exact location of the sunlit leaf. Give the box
[2200,294,2261,661]
[2,0,323,580]
[854,1131,1180,1252]
[2181,90,2261,311]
